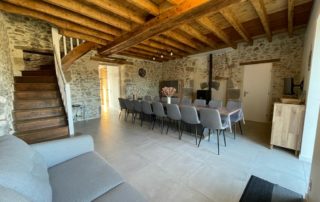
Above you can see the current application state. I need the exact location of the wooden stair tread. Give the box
[15,83,58,91]
[15,90,59,99]
[14,98,62,110]
[14,107,65,121]
[22,70,54,76]
[14,116,67,132]
[14,115,66,124]
[15,126,69,144]
[14,76,56,83]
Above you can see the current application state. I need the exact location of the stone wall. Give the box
[119,57,163,98]
[67,51,101,121]
[162,29,305,105]
[2,12,53,74]
[0,12,14,136]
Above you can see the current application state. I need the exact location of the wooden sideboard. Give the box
[270,103,305,155]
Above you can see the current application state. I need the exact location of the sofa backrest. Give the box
[0,135,52,202]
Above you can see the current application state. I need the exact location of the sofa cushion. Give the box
[0,185,31,202]
[93,182,147,202]
[0,135,52,202]
[49,151,124,202]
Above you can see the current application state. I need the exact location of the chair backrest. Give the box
[199,108,224,130]
[171,98,180,104]
[142,101,153,115]
[181,97,192,105]
[124,99,135,110]
[144,95,152,101]
[118,98,126,109]
[208,100,222,108]
[161,97,167,103]
[152,102,166,117]
[226,100,243,120]
[133,100,142,112]
[153,96,160,102]
[193,99,206,107]
[180,106,200,124]
[166,104,181,120]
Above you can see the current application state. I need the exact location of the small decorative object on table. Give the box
[161,86,176,104]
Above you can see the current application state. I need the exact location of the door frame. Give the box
[241,63,273,122]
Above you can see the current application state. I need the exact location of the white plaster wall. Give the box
[299,0,320,162]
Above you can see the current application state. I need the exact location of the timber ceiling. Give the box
[0,0,313,62]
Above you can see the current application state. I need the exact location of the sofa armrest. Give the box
[31,135,94,168]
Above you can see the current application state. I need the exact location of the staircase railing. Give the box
[51,27,74,136]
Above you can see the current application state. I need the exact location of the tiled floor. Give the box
[75,111,311,202]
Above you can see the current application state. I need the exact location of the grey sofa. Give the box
[0,135,146,202]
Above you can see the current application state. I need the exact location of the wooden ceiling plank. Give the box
[179,24,217,48]
[41,0,131,31]
[0,2,115,41]
[4,0,121,36]
[288,0,295,36]
[165,30,201,50]
[62,41,97,70]
[220,8,253,44]
[98,0,241,55]
[152,35,194,53]
[250,0,272,42]
[143,39,186,57]
[59,29,108,45]
[84,0,145,24]
[197,16,236,48]
[128,0,160,16]
[133,45,180,59]
[120,51,165,62]
[166,0,185,5]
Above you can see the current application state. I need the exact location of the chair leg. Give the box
[119,110,122,119]
[238,122,244,135]
[178,121,181,139]
[216,129,220,155]
[166,119,170,134]
[198,127,205,147]
[208,129,211,142]
[233,123,236,139]
[179,122,183,140]
[161,118,164,134]
[152,116,156,130]
[223,129,226,147]
[195,125,198,145]
[140,113,143,127]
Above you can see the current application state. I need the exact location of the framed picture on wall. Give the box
[308,46,312,71]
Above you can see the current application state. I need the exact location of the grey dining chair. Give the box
[153,96,160,102]
[226,100,244,138]
[118,98,127,119]
[161,97,167,103]
[180,106,201,145]
[171,98,180,104]
[181,97,192,105]
[166,104,182,136]
[124,99,135,122]
[193,99,206,107]
[152,102,167,134]
[133,100,142,124]
[208,100,223,108]
[198,108,229,155]
[141,101,154,127]
[144,95,152,101]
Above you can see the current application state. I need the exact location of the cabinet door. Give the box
[271,104,305,150]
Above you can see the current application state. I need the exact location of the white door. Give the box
[107,66,120,110]
[242,63,272,122]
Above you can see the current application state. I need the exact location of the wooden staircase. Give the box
[14,65,69,144]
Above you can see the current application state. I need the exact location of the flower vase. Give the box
[167,96,171,104]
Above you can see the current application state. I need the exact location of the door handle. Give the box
[244,91,249,97]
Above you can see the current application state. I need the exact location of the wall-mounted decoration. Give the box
[138,68,146,77]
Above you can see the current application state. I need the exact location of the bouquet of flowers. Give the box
[161,87,176,97]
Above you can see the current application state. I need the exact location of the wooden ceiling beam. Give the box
[128,47,171,60]
[41,0,131,31]
[197,16,236,49]
[165,30,202,50]
[288,0,295,36]
[129,0,160,16]
[134,44,180,59]
[90,56,134,65]
[220,8,253,44]
[152,35,194,53]
[0,2,115,41]
[4,0,121,36]
[98,0,241,55]
[120,51,165,62]
[166,0,185,5]
[59,29,108,45]
[84,0,145,24]
[179,24,217,48]
[250,0,272,42]
[62,41,97,69]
